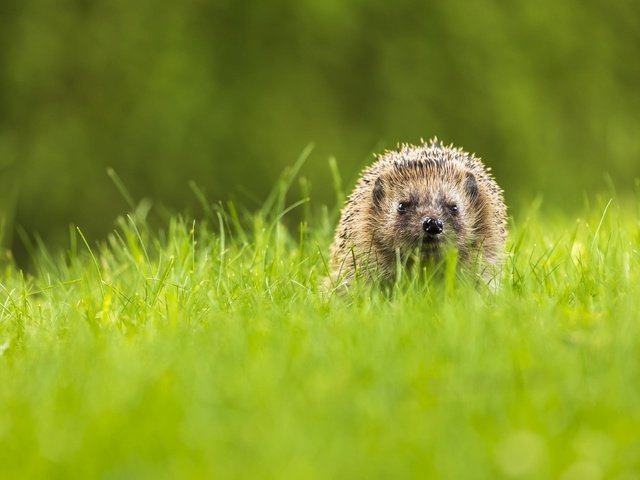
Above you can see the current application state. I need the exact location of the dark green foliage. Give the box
[1,0,639,260]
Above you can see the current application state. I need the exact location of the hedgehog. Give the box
[329,138,507,287]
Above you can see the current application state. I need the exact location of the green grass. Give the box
[1,190,640,479]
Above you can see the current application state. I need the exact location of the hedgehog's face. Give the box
[371,167,481,264]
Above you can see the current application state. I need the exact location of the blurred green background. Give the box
[1,0,639,262]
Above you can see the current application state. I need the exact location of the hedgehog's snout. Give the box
[422,217,444,235]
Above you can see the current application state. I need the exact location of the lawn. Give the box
[1,189,639,479]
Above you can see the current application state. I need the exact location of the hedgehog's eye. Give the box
[448,204,459,216]
[397,201,411,214]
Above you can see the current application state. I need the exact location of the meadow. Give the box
[1,173,639,478]
[2,2,638,478]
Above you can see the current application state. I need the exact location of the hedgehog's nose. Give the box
[423,217,444,235]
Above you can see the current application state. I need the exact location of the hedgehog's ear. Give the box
[372,176,385,209]
[465,172,479,202]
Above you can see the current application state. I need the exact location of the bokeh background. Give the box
[1,0,639,263]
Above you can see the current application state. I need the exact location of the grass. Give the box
[1,183,640,479]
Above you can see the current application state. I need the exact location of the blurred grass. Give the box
[1,189,640,478]
[1,0,639,261]
[2,4,639,474]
